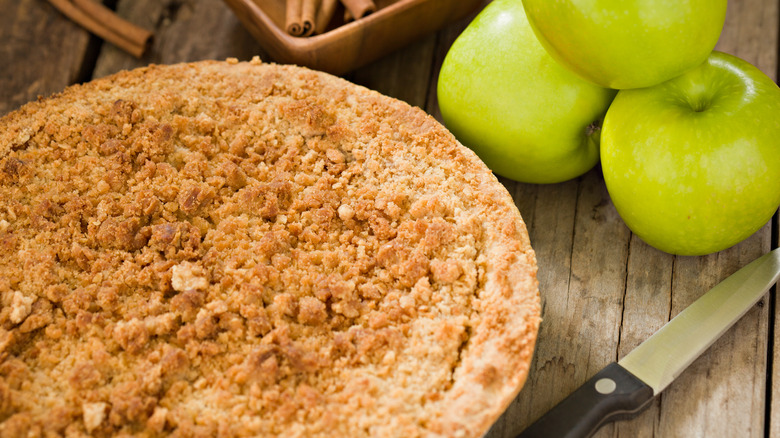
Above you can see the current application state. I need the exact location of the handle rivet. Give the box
[595,378,617,394]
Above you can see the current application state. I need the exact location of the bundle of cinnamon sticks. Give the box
[286,0,377,37]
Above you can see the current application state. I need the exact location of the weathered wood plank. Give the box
[716,0,778,80]
[490,178,580,437]
[717,1,780,436]
[0,0,93,116]
[539,168,633,438]
[350,34,437,109]
[92,0,264,80]
[774,211,780,438]
[611,238,674,438]
[658,242,770,437]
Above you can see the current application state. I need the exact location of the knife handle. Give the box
[516,362,654,438]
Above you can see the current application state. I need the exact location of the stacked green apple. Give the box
[438,0,780,256]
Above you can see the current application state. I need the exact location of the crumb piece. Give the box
[9,291,35,324]
[171,262,209,292]
[337,204,354,221]
[297,296,327,325]
[83,402,107,432]
[147,407,168,433]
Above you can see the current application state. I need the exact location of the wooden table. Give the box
[2,1,778,436]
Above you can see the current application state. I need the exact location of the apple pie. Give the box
[0,58,540,437]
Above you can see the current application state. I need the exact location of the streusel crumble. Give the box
[0,59,539,437]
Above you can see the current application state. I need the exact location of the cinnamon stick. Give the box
[45,0,152,58]
[301,0,320,37]
[315,0,338,34]
[286,0,319,37]
[340,0,376,20]
[286,0,304,36]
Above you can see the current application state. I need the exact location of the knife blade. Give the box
[516,247,780,438]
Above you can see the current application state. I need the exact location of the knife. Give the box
[517,247,780,438]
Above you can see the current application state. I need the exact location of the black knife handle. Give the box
[516,362,654,438]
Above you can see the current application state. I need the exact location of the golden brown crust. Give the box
[0,58,540,437]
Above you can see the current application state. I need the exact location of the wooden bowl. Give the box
[221,0,484,75]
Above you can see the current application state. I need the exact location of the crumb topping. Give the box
[0,60,539,437]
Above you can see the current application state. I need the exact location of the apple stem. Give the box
[586,120,602,140]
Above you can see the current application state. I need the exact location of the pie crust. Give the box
[0,58,540,437]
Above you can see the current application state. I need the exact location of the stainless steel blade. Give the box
[619,248,780,395]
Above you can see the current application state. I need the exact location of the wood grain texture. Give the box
[92,0,264,80]
[0,0,92,116]
[774,211,780,438]
[350,34,438,109]
[720,1,780,436]
[716,0,778,80]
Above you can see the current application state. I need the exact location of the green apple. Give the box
[437,0,616,184]
[601,52,780,256]
[522,0,727,89]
